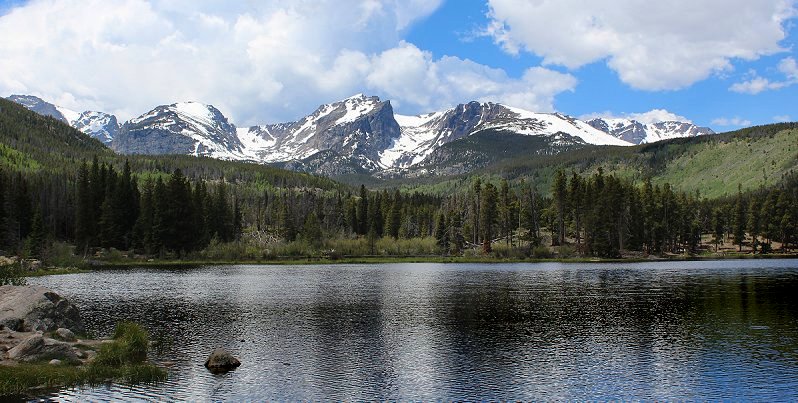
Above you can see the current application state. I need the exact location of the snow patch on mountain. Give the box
[55,106,80,125]
[72,111,118,144]
[587,117,714,144]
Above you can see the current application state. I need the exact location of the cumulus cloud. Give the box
[773,115,792,122]
[711,117,753,127]
[365,42,576,113]
[581,109,691,124]
[0,0,573,126]
[485,0,796,90]
[730,57,798,94]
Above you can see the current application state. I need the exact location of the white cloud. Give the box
[778,57,798,80]
[711,117,753,127]
[0,0,572,126]
[485,0,796,90]
[774,115,792,122]
[365,42,576,113]
[730,57,798,94]
[580,109,691,124]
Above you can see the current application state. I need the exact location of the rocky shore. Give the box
[0,285,98,366]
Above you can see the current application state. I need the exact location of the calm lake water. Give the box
[29,260,798,400]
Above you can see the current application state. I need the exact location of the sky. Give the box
[0,0,795,130]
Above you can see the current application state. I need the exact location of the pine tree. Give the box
[472,178,482,245]
[23,207,46,259]
[133,180,155,254]
[480,182,498,253]
[279,201,297,242]
[450,211,464,254]
[302,212,323,247]
[75,160,92,254]
[712,208,725,252]
[552,170,567,246]
[747,197,761,253]
[357,185,369,235]
[435,212,449,254]
[569,172,584,247]
[499,179,512,245]
[733,186,746,252]
[387,191,402,239]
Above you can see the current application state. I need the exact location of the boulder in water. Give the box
[204,348,241,372]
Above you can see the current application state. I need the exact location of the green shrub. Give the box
[43,241,86,268]
[532,245,554,258]
[94,322,150,366]
[0,263,26,286]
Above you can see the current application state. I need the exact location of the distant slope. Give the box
[0,97,111,172]
[637,124,798,198]
[379,123,798,199]
[0,97,348,192]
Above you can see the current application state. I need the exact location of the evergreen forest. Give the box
[1,97,797,264]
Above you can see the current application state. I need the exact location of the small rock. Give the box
[49,359,61,365]
[74,349,86,359]
[56,328,77,342]
[204,348,240,372]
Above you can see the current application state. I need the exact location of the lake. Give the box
[29,260,798,400]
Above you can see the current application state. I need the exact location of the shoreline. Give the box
[85,253,798,268]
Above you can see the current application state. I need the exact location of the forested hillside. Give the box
[0,98,796,262]
[388,123,798,200]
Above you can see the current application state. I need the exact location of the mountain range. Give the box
[5,94,714,176]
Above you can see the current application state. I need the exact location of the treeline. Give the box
[0,157,444,259]
[73,158,244,257]
[1,156,796,261]
[431,169,797,258]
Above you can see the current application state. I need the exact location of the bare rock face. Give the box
[7,334,80,364]
[0,285,85,334]
[204,348,241,372]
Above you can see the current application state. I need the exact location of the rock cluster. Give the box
[7,334,80,364]
[0,285,85,333]
[1,286,94,365]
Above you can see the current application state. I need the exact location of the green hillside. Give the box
[387,123,798,198]
[644,128,797,198]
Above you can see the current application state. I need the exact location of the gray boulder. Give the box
[204,348,241,372]
[56,327,77,342]
[7,334,80,364]
[0,285,85,333]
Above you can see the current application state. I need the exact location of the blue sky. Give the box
[404,0,797,129]
[0,0,795,129]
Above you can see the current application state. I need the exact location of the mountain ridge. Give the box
[6,93,715,176]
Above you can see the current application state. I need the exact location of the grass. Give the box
[0,322,166,397]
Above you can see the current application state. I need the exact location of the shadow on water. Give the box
[28,260,798,400]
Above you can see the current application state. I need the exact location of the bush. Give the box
[0,263,26,286]
[531,245,554,259]
[43,242,86,269]
[94,322,150,366]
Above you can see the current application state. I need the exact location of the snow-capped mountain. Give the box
[72,111,119,145]
[238,94,400,170]
[587,118,714,144]
[6,95,118,144]
[112,102,246,159]
[6,95,77,124]
[7,93,716,176]
[381,101,631,169]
